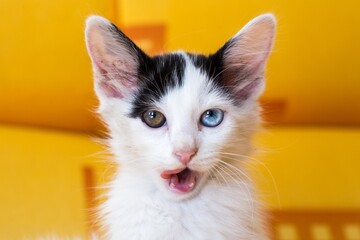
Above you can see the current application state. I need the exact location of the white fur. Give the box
[98,56,267,239]
[85,14,276,240]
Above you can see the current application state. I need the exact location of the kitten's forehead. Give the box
[129,51,232,119]
[163,54,212,107]
[129,52,186,118]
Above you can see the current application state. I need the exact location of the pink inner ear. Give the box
[86,21,141,99]
[236,77,262,101]
[246,52,269,74]
[87,42,109,74]
[99,81,124,98]
[92,53,139,99]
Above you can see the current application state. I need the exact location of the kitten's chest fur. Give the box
[102,172,267,240]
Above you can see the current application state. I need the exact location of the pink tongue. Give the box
[169,169,196,193]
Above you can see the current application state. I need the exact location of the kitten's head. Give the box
[85,15,275,201]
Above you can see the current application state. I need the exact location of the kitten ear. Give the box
[85,16,147,99]
[219,14,276,101]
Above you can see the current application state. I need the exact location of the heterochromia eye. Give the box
[142,110,166,128]
[200,108,224,127]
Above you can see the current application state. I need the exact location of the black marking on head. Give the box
[129,53,186,118]
[186,43,234,100]
[187,41,250,105]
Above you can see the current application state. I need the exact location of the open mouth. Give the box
[160,168,200,194]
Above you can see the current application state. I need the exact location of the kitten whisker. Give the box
[214,151,281,206]
[212,165,229,187]
[208,168,222,186]
[215,161,255,226]
[79,149,113,160]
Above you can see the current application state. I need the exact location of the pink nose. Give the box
[173,149,197,165]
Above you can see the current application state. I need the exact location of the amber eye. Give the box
[142,110,166,128]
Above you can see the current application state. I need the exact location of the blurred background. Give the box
[1,0,359,239]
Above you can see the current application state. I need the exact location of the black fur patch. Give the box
[186,44,235,100]
[187,41,250,105]
[187,52,225,89]
[129,53,186,118]
[129,40,250,118]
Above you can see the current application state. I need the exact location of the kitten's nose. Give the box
[173,148,197,165]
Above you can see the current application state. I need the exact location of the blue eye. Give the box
[200,109,224,127]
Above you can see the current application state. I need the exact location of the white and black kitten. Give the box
[85,14,276,240]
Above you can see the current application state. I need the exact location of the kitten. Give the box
[85,14,276,240]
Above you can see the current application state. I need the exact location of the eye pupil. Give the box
[149,112,156,118]
[206,110,214,117]
[200,108,224,127]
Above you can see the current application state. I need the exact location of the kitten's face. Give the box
[85,15,275,200]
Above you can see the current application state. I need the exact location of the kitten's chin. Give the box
[160,167,204,200]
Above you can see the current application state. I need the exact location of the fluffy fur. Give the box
[85,14,276,240]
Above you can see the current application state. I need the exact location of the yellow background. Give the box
[0,0,359,238]
[122,0,360,124]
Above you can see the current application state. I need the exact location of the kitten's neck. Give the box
[103,166,266,240]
